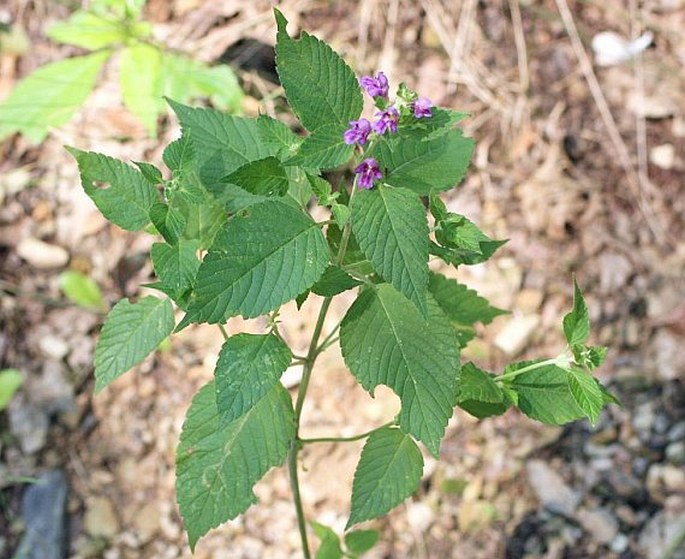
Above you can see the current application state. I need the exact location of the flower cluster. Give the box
[343,71,434,189]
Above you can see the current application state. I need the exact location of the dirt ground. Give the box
[1,0,684,558]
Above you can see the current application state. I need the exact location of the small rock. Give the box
[132,503,159,543]
[649,144,675,170]
[647,464,685,495]
[406,502,434,533]
[84,497,120,538]
[16,238,69,269]
[38,336,70,360]
[639,509,685,559]
[666,441,685,465]
[13,469,68,559]
[8,396,49,454]
[632,402,655,433]
[526,460,580,516]
[515,288,544,313]
[669,421,685,443]
[628,93,678,119]
[610,533,629,553]
[494,315,541,356]
[576,507,619,544]
[652,330,685,381]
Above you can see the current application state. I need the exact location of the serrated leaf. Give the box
[182,200,329,325]
[311,265,361,297]
[373,129,474,195]
[134,161,163,185]
[94,297,175,392]
[401,107,468,140]
[288,123,354,170]
[0,51,109,143]
[164,134,196,174]
[345,530,379,554]
[256,115,301,160]
[173,195,226,249]
[347,427,423,527]
[59,270,106,311]
[67,147,159,231]
[312,522,343,559]
[214,333,292,425]
[176,382,294,550]
[46,11,127,50]
[340,284,460,455]
[433,213,506,266]
[507,362,585,425]
[274,9,362,132]
[351,185,429,316]
[456,363,510,419]
[0,369,23,411]
[563,279,590,346]
[428,272,507,346]
[149,202,186,245]
[567,367,604,424]
[151,240,200,307]
[120,43,164,135]
[168,101,275,189]
[223,157,290,197]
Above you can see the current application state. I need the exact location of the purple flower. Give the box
[359,71,389,98]
[354,158,382,189]
[412,96,433,118]
[343,118,372,145]
[373,106,399,135]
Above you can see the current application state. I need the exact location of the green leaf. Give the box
[120,44,164,135]
[162,54,243,113]
[0,51,109,143]
[59,270,106,311]
[567,367,604,424]
[311,265,361,297]
[288,123,354,171]
[215,333,292,425]
[0,369,23,411]
[151,240,200,307]
[46,11,127,50]
[340,284,460,455]
[134,161,163,185]
[149,202,186,245]
[507,362,585,425]
[163,134,196,174]
[67,147,159,231]
[223,157,290,197]
[456,363,510,419]
[177,382,294,550]
[351,185,429,316]
[256,115,301,160]
[182,200,329,325]
[167,100,275,189]
[400,107,468,140]
[345,530,379,555]
[94,297,175,392]
[374,129,474,195]
[274,9,362,132]
[428,272,506,346]
[563,279,590,346]
[173,195,226,249]
[347,427,423,527]
[312,522,343,559]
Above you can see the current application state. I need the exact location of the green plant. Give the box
[0,369,23,411]
[0,0,242,142]
[67,10,615,557]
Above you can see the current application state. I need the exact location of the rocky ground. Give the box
[1,0,684,558]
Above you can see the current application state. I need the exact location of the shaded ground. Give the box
[1,0,684,558]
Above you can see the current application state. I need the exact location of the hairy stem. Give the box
[494,352,573,384]
[299,421,394,445]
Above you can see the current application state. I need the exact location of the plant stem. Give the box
[299,421,394,444]
[218,323,229,341]
[288,178,357,558]
[494,352,572,384]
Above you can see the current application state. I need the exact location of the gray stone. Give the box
[8,396,49,454]
[13,470,68,559]
[16,238,69,269]
[666,441,685,465]
[526,460,580,516]
[668,421,685,442]
[576,507,619,544]
[639,509,685,559]
[610,533,629,553]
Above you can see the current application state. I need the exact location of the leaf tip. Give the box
[273,8,288,35]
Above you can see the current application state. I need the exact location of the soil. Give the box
[0,1,684,558]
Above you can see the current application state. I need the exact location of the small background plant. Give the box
[0,0,243,142]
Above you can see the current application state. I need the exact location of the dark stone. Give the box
[13,470,68,559]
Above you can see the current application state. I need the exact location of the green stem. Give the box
[218,323,229,341]
[299,421,394,445]
[288,175,357,559]
[494,352,572,384]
